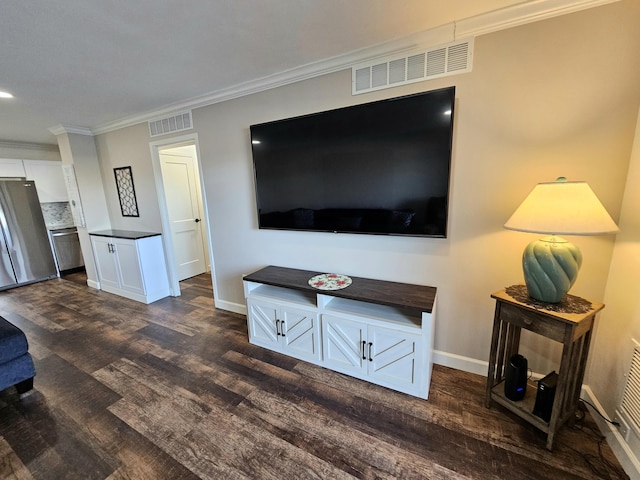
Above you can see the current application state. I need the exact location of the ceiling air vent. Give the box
[148,111,193,137]
[352,38,473,95]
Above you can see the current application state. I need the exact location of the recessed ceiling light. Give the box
[0,91,14,99]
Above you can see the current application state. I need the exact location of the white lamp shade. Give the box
[504,180,619,236]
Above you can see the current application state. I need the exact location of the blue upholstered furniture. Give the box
[0,316,35,394]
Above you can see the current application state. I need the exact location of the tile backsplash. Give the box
[41,202,74,227]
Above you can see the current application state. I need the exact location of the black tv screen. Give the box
[250,86,455,237]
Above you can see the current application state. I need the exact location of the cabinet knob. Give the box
[194,218,201,223]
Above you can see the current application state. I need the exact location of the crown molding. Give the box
[48,124,94,137]
[0,140,59,152]
[456,0,619,38]
[92,0,620,136]
[92,25,456,136]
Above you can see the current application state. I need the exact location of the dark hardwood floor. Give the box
[0,272,628,479]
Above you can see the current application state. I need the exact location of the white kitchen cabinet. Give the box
[247,292,320,363]
[0,159,26,178]
[90,231,170,304]
[23,160,68,202]
[243,266,436,399]
[91,236,121,291]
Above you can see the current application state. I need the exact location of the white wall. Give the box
[94,123,163,232]
[92,1,640,384]
[195,2,640,371]
[591,106,640,416]
[57,132,111,285]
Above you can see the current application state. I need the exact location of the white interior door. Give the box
[159,149,207,280]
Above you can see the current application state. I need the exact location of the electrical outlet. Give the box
[615,411,630,441]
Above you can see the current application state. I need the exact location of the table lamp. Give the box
[504,177,619,303]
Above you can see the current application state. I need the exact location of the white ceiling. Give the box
[0,1,544,145]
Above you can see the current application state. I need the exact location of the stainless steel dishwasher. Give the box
[50,227,85,273]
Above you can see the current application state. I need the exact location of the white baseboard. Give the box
[87,279,100,290]
[432,349,489,376]
[581,385,640,480]
[214,299,246,316]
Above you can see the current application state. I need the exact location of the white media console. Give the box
[243,266,436,399]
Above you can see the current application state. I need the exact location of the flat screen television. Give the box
[250,86,455,237]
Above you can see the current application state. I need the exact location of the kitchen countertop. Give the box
[47,223,76,231]
[89,229,162,240]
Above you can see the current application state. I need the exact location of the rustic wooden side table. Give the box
[485,285,604,450]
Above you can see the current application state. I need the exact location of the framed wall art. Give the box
[114,166,139,217]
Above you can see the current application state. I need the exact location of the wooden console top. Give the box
[243,265,436,313]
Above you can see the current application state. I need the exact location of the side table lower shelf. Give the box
[490,381,550,433]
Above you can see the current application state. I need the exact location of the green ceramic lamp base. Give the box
[522,236,583,303]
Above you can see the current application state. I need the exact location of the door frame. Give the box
[159,145,209,280]
[149,132,217,300]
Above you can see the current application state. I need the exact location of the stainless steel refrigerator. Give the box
[0,180,57,289]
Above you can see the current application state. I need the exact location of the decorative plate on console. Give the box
[308,273,352,290]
